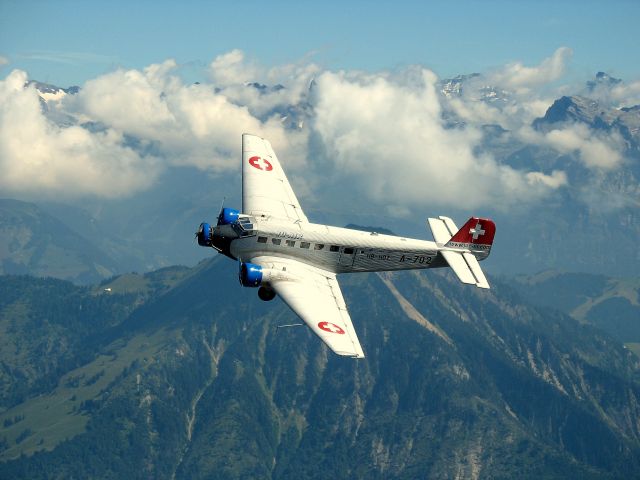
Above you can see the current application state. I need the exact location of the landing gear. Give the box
[258,286,276,301]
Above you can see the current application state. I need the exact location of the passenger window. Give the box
[286,240,296,247]
[314,244,325,250]
[257,236,267,243]
[272,238,282,245]
[300,242,310,249]
[344,247,354,254]
[330,245,340,252]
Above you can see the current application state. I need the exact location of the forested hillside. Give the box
[1,259,639,479]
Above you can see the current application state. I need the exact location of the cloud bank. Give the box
[0,48,634,212]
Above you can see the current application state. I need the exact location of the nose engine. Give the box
[196,222,213,247]
[196,207,242,253]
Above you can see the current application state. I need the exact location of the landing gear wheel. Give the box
[258,286,276,301]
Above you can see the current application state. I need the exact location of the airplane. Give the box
[196,134,495,359]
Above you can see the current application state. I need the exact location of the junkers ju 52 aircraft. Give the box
[197,134,495,359]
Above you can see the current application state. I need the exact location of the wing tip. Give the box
[334,350,365,359]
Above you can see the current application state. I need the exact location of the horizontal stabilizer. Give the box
[441,250,491,289]
[441,250,476,285]
[463,252,490,289]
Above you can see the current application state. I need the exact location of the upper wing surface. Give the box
[242,134,308,223]
[251,256,365,358]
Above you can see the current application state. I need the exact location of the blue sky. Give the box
[1,0,639,86]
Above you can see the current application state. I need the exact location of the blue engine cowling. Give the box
[218,208,240,226]
[197,222,212,247]
[239,262,263,287]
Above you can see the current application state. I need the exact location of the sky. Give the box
[1,0,639,87]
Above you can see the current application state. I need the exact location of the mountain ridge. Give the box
[1,259,639,478]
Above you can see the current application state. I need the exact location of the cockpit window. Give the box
[232,214,256,237]
[314,244,325,250]
[286,240,296,247]
[300,242,310,249]
[344,247,354,254]
[257,236,267,243]
[330,245,340,252]
[272,238,282,245]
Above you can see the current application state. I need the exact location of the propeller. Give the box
[194,223,203,243]
[216,196,226,225]
[237,259,244,286]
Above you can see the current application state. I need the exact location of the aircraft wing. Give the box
[242,133,308,223]
[250,256,365,358]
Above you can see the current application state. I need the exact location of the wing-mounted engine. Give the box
[239,261,294,302]
[217,207,240,225]
[238,261,295,287]
[217,207,256,238]
[239,262,265,287]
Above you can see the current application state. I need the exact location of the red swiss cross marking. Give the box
[318,322,345,334]
[248,155,273,171]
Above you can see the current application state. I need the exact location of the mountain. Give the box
[586,72,623,92]
[0,199,122,283]
[1,261,639,479]
[533,95,640,155]
[510,270,640,355]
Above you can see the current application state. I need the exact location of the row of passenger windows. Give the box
[257,236,355,254]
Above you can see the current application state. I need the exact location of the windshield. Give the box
[231,215,256,237]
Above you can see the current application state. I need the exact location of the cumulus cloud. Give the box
[208,49,319,121]
[0,48,633,211]
[518,124,624,170]
[586,79,640,108]
[68,58,307,172]
[0,70,159,198]
[487,47,572,92]
[310,68,564,209]
[0,58,307,199]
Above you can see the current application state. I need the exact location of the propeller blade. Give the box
[217,196,226,224]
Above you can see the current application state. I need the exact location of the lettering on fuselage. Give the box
[363,253,391,261]
[276,231,304,239]
[399,254,433,264]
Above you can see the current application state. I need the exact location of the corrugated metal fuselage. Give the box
[227,217,448,274]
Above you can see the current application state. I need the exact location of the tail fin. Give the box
[427,216,496,289]
[445,217,495,258]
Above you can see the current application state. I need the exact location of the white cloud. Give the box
[488,47,573,92]
[526,170,567,189]
[0,56,309,201]
[0,48,632,210]
[66,59,306,174]
[208,50,320,120]
[310,68,564,210]
[519,124,624,170]
[0,69,159,198]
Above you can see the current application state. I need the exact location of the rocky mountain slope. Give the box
[1,259,639,479]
